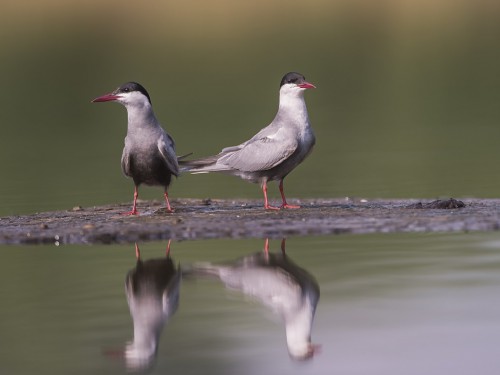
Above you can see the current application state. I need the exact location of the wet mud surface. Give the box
[1,197,498,245]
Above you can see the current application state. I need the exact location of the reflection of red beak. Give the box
[298,82,316,89]
[310,343,322,355]
[102,347,125,359]
[91,93,121,102]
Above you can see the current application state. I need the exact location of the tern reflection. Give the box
[193,239,320,360]
[124,242,181,372]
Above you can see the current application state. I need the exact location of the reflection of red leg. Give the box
[166,239,172,257]
[280,238,286,255]
[279,179,300,209]
[122,186,139,215]
[262,182,280,210]
[263,238,271,261]
[135,243,141,260]
[164,190,174,212]
[264,238,270,255]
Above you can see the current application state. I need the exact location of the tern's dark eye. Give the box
[123,87,130,92]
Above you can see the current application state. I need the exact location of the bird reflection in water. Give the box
[193,238,320,360]
[124,241,181,372]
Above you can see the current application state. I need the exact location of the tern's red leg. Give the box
[122,186,139,215]
[262,182,280,210]
[279,179,300,209]
[164,190,174,212]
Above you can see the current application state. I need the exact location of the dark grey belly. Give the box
[128,152,173,187]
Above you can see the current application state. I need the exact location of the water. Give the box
[1,233,500,375]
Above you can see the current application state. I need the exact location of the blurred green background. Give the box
[2,0,500,216]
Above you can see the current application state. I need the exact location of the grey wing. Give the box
[157,132,180,176]
[219,130,298,172]
[220,123,281,154]
[121,146,131,177]
[221,144,244,153]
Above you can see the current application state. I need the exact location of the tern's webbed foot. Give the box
[281,204,300,209]
[264,204,281,210]
[121,210,139,216]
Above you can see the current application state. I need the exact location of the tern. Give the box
[180,72,316,210]
[92,82,179,215]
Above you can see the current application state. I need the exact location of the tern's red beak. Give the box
[91,93,121,102]
[298,82,316,89]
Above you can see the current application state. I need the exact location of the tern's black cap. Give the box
[114,82,152,104]
[280,72,307,87]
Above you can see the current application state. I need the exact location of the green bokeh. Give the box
[1,1,500,215]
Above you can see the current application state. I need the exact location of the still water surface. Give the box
[1,233,500,375]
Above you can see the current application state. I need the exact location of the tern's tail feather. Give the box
[179,154,231,174]
[177,152,193,161]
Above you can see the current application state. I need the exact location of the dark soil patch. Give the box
[1,197,497,245]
